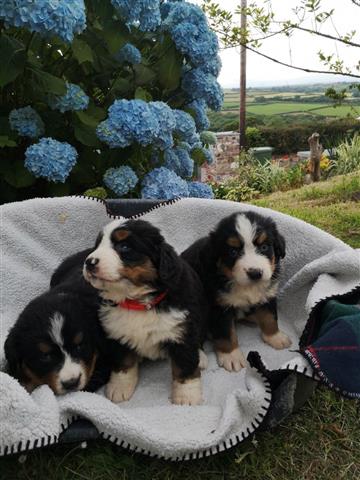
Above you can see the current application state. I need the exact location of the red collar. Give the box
[118,291,168,311]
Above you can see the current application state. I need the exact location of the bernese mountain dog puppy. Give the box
[83,219,207,406]
[4,249,109,395]
[181,211,291,372]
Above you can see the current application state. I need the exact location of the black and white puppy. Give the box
[83,219,207,406]
[181,211,291,372]
[4,250,109,395]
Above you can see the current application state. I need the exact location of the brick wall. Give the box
[201,131,240,182]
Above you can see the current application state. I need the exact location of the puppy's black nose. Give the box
[62,375,81,391]
[246,268,263,281]
[85,257,99,272]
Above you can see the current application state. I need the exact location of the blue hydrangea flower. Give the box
[111,0,161,31]
[173,109,197,142]
[141,167,189,199]
[98,99,162,148]
[201,55,222,77]
[112,99,159,146]
[48,83,89,113]
[186,99,210,131]
[96,119,132,149]
[162,2,221,84]
[171,24,219,67]
[25,138,77,183]
[202,147,215,165]
[149,102,176,150]
[187,181,214,199]
[182,68,224,111]
[164,147,194,178]
[0,0,86,43]
[9,106,44,138]
[114,43,142,64]
[103,166,138,196]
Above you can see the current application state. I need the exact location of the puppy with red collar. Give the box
[182,211,291,372]
[83,219,207,406]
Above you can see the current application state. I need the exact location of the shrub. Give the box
[245,127,265,148]
[259,119,360,155]
[211,151,307,201]
[331,134,360,175]
[210,178,259,202]
[0,0,222,203]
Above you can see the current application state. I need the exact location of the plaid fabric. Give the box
[302,300,360,399]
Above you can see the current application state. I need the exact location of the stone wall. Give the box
[201,131,240,182]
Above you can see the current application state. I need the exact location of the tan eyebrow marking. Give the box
[38,342,51,353]
[113,229,129,242]
[255,232,268,245]
[227,236,241,248]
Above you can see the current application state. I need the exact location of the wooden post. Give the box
[308,132,322,182]
[239,0,247,152]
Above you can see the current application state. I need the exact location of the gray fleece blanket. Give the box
[1,196,359,460]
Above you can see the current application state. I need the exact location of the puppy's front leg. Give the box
[248,298,292,350]
[104,340,139,403]
[210,307,247,372]
[168,344,202,406]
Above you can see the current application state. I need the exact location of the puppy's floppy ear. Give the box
[159,242,183,288]
[4,330,22,378]
[273,230,286,259]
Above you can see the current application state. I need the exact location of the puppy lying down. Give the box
[4,250,109,395]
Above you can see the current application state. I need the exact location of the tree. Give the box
[202,0,360,88]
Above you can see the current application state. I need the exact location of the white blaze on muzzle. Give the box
[84,220,126,284]
[233,214,273,285]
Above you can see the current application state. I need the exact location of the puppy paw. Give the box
[216,348,247,372]
[262,330,292,350]
[172,378,202,406]
[198,349,208,370]
[105,369,138,403]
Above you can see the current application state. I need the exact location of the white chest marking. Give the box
[100,306,187,360]
[218,281,279,309]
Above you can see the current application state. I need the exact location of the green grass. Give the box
[1,173,360,480]
[245,103,357,117]
[253,172,360,247]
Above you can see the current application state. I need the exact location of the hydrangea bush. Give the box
[0,0,222,203]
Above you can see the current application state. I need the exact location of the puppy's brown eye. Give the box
[229,247,239,258]
[259,243,270,253]
[41,351,53,362]
[118,243,131,253]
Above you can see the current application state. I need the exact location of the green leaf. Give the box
[4,159,36,188]
[133,64,156,86]
[47,182,71,197]
[0,136,17,148]
[111,77,132,97]
[134,87,152,102]
[30,68,67,95]
[74,121,101,147]
[72,39,94,64]
[101,20,128,54]
[156,38,182,91]
[75,111,100,128]
[191,147,207,166]
[0,35,26,87]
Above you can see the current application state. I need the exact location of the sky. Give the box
[194,0,360,88]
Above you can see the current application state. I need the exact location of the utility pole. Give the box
[239,0,247,151]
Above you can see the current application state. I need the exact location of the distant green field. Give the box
[239,102,358,117]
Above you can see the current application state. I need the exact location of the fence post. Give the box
[308,132,322,182]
